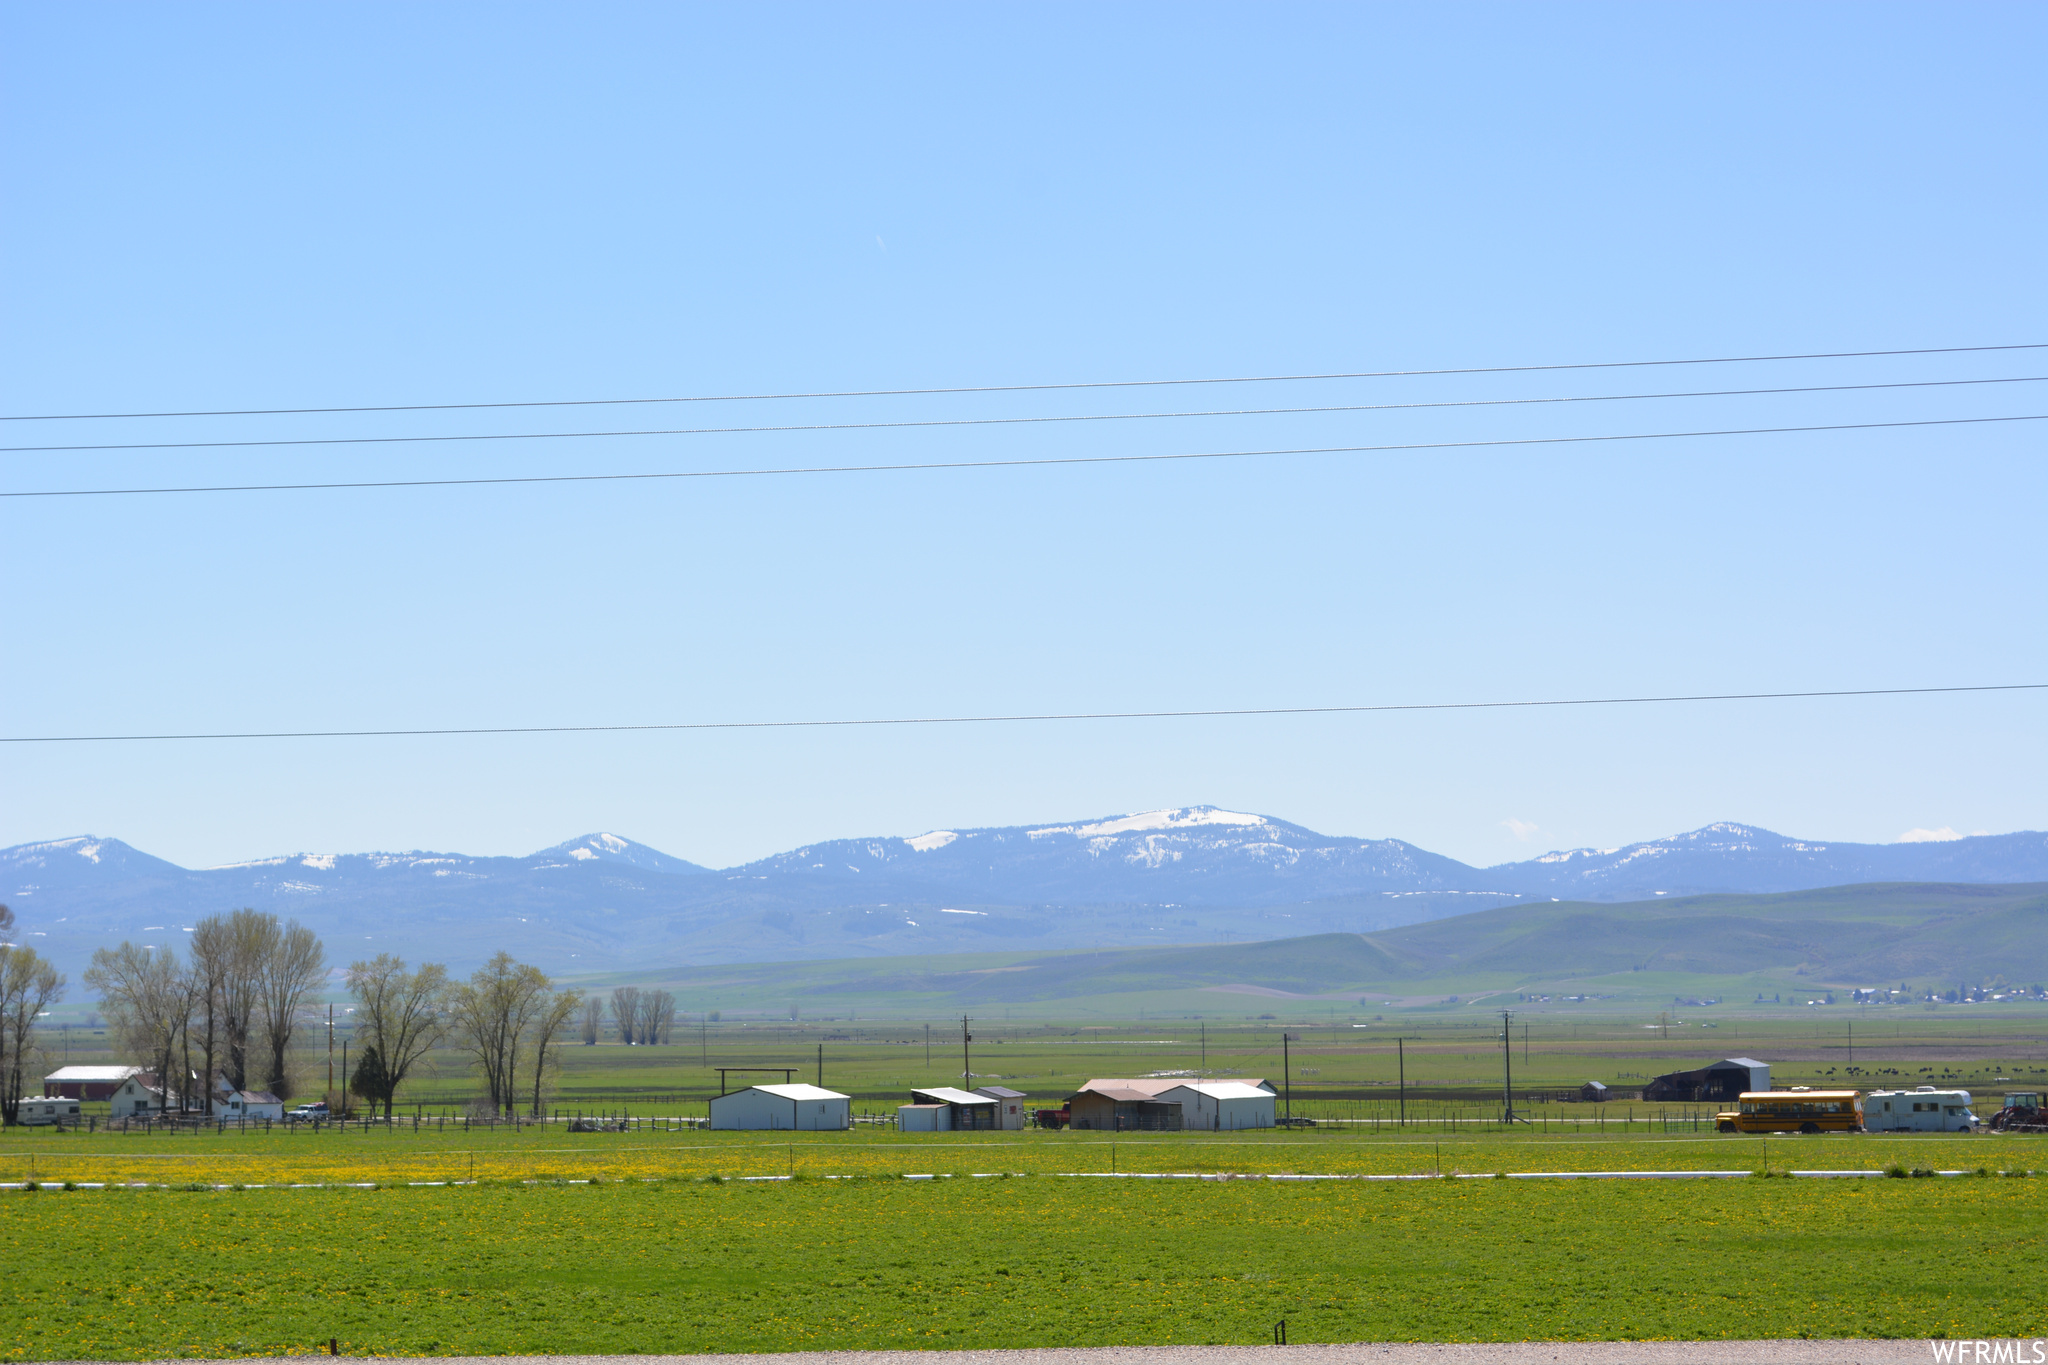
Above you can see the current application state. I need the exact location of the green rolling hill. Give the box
[587,881,2048,1015]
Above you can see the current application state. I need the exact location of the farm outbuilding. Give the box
[910,1087,1002,1130]
[1580,1081,1613,1103]
[709,1083,851,1131]
[1156,1081,1275,1131]
[897,1103,951,1132]
[1066,1086,1184,1131]
[43,1065,141,1101]
[1643,1058,1770,1104]
[974,1085,1029,1130]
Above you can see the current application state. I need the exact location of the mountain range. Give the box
[4,809,2045,978]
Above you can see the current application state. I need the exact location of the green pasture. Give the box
[2,1167,2042,1359]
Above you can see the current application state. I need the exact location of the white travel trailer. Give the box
[16,1096,82,1126]
[1866,1087,1977,1132]
[709,1083,851,1131]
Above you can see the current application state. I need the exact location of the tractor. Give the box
[1987,1091,2046,1132]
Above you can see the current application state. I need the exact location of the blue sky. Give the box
[3,3,2043,871]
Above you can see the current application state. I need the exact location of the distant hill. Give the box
[5,810,2046,979]
[603,882,2048,1014]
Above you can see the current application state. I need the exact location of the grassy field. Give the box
[2,1123,2045,1186]
[39,1005,2048,1120]
[2,1164,2042,1359]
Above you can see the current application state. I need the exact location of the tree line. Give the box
[0,904,66,1125]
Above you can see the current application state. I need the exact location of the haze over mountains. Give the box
[5,809,2045,978]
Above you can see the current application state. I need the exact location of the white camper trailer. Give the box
[17,1096,82,1126]
[1866,1087,1977,1132]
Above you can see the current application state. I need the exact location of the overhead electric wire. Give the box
[4,341,2043,423]
[4,374,2043,458]
[5,682,2041,745]
[7,412,2042,500]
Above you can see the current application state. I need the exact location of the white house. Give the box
[709,1083,850,1131]
[108,1073,170,1117]
[974,1085,1029,1131]
[16,1096,82,1126]
[1156,1080,1276,1131]
[219,1089,286,1121]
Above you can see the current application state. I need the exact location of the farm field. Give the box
[37,1008,2048,1120]
[1,1124,2044,1187]
[2,1167,2043,1360]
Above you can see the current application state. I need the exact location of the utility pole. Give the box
[1200,1023,1207,1075]
[1398,1037,1406,1127]
[327,1004,335,1108]
[962,1016,972,1081]
[1847,1021,1852,1065]
[817,1042,824,1088]
[700,1014,707,1066]
[1501,1009,1515,1124]
[925,1023,930,1068]
[1283,1032,1291,1124]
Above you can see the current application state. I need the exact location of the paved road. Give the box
[135,1345,1946,1365]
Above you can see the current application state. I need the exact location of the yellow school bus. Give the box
[1715,1089,1863,1134]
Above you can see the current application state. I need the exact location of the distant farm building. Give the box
[43,1065,141,1100]
[709,1083,850,1131]
[904,1087,1003,1130]
[1155,1081,1276,1130]
[1643,1058,1770,1103]
[973,1085,1029,1131]
[1067,1085,1184,1131]
[1580,1081,1613,1102]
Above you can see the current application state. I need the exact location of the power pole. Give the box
[1398,1037,1406,1126]
[700,1014,707,1066]
[961,1016,972,1081]
[925,1023,930,1067]
[1501,1009,1515,1124]
[1283,1032,1291,1124]
[326,1004,335,1108]
[817,1042,823,1089]
[1200,1023,1207,1075]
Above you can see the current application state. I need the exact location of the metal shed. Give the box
[42,1065,141,1101]
[1155,1080,1275,1131]
[1580,1081,1613,1103]
[909,1086,1001,1130]
[709,1083,851,1131]
[973,1085,1029,1131]
[897,1102,951,1132]
[1066,1085,1184,1131]
[1643,1058,1770,1103]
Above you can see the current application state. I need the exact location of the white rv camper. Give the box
[1866,1087,1976,1132]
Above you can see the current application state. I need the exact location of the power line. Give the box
[5,683,2039,745]
[8,412,2040,500]
[6,373,2039,457]
[4,342,2042,423]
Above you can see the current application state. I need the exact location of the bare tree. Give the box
[528,990,582,1116]
[216,909,276,1091]
[634,988,674,1046]
[579,994,603,1045]
[255,918,326,1098]
[451,953,551,1116]
[185,918,234,1108]
[84,942,186,1113]
[1,910,67,1126]
[609,986,641,1045]
[345,955,450,1118]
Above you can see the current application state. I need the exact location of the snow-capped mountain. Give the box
[4,811,2044,976]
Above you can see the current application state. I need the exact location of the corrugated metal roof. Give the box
[1161,1081,1274,1100]
[974,1086,1026,1099]
[43,1065,141,1082]
[912,1086,998,1105]
[743,1083,850,1101]
[1072,1086,1166,1103]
